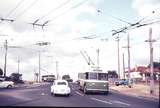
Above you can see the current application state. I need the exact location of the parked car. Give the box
[115,79,132,86]
[50,80,71,96]
[0,78,14,88]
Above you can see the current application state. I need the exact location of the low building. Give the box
[125,65,160,82]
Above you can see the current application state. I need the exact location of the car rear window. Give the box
[57,82,67,85]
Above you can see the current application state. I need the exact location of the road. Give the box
[0,82,159,107]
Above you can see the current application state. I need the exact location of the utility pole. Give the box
[35,41,50,82]
[4,40,8,77]
[145,28,156,95]
[127,33,131,87]
[115,35,120,79]
[17,57,20,74]
[38,51,41,83]
[122,53,125,79]
[122,33,131,87]
[56,61,58,79]
[97,49,100,70]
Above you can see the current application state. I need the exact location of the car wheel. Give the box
[7,85,12,88]
[54,94,57,96]
[51,92,53,95]
[66,94,70,97]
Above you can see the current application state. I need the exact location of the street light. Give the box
[35,41,50,83]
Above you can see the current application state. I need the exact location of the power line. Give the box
[28,0,77,30]
[48,0,88,23]
[0,0,38,32]
[15,0,38,20]
[112,8,160,36]
[38,0,72,21]
[5,0,25,18]
[0,0,25,23]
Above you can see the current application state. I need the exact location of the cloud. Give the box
[132,0,160,17]
[1,0,159,81]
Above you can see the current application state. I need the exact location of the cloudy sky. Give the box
[0,0,160,81]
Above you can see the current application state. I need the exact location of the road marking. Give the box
[40,92,48,96]
[112,100,130,106]
[41,93,45,95]
[75,91,84,96]
[91,98,112,105]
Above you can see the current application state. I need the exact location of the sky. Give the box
[0,0,160,81]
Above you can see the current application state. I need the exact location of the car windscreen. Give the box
[57,82,67,85]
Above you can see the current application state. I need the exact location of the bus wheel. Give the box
[104,91,109,95]
[83,86,88,94]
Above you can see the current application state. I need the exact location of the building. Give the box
[125,65,160,82]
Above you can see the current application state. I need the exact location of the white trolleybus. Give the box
[42,75,55,82]
[78,70,109,95]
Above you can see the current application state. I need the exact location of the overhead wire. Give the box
[38,0,72,21]
[47,0,88,24]
[14,0,38,20]
[0,0,25,24]
[30,0,89,40]
[0,0,38,32]
[112,7,160,36]
[29,0,73,37]
[1,0,88,33]
[5,0,26,18]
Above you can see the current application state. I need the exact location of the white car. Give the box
[51,80,71,96]
[0,79,14,88]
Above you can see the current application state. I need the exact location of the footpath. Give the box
[110,82,159,102]
[14,81,47,88]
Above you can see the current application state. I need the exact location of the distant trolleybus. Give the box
[42,75,55,82]
[78,72,109,94]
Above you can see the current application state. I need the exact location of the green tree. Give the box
[62,74,73,82]
[62,74,70,80]
[10,73,23,83]
[148,62,160,69]
[108,70,118,78]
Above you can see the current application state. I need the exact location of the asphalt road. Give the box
[0,82,159,107]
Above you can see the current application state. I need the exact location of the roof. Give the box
[125,66,160,73]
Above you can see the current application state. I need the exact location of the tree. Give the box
[10,73,23,83]
[62,74,70,79]
[62,74,73,82]
[0,68,3,76]
[148,62,160,69]
[108,70,118,78]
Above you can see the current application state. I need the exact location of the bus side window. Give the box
[86,73,88,79]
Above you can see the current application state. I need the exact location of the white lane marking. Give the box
[75,91,84,96]
[91,98,112,105]
[40,92,48,96]
[112,100,130,106]
[41,93,45,95]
